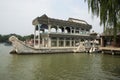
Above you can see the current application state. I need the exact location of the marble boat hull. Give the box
[9,36,85,54]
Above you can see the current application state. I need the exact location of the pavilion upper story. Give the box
[32,14,92,35]
[32,14,94,48]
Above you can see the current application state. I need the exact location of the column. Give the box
[79,39,81,45]
[48,24,51,33]
[42,38,45,47]
[64,27,66,33]
[64,38,66,47]
[70,27,72,34]
[88,30,90,34]
[74,28,76,34]
[48,37,51,48]
[100,37,104,47]
[70,38,72,47]
[84,29,86,34]
[57,37,59,47]
[34,26,36,47]
[74,39,75,47]
[57,26,59,33]
[38,24,41,48]
[79,28,81,34]
[79,38,81,45]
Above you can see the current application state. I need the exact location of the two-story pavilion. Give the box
[32,14,94,50]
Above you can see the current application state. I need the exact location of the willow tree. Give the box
[85,0,120,45]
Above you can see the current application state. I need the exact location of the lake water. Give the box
[0,44,120,80]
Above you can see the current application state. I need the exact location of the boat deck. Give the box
[99,47,120,55]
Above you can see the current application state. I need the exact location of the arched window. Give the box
[51,25,57,32]
[57,28,62,33]
[64,30,67,33]
[65,27,70,33]
[51,28,56,33]
[40,24,48,29]
[61,27,64,33]
[44,29,48,33]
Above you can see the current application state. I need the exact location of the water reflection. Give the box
[0,44,120,80]
[101,55,120,79]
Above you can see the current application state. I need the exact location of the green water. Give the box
[0,44,120,80]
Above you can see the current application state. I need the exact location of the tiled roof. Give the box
[32,14,92,30]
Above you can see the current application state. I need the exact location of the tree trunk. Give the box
[113,13,117,47]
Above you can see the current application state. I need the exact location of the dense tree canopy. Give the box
[85,0,120,45]
[0,34,34,43]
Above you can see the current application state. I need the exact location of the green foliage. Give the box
[23,34,34,41]
[0,34,34,43]
[85,0,120,44]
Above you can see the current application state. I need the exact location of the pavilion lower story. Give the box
[34,33,94,49]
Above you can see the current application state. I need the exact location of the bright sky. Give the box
[0,0,103,36]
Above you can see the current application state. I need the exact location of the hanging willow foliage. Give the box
[85,0,120,45]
